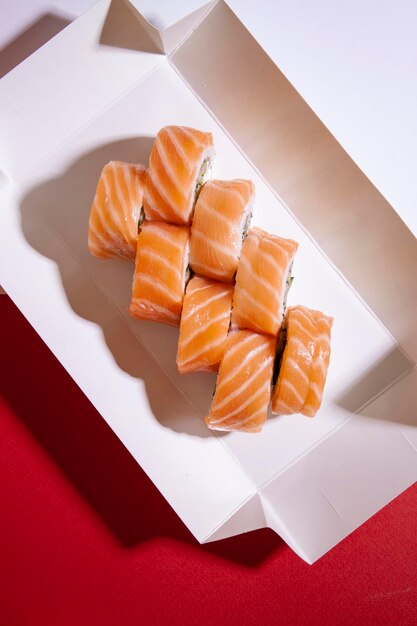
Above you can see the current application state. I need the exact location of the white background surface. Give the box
[1,0,416,237]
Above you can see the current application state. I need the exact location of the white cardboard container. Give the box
[0,0,416,563]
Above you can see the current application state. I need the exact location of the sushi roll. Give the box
[88,161,146,262]
[272,306,333,417]
[177,276,233,373]
[205,330,276,433]
[144,126,215,225]
[189,179,255,283]
[231,227,299,336]
[129,221,190,326]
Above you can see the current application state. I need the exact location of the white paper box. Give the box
[0,0,416,563]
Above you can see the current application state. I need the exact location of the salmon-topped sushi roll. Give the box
[205,330,276,433]
[231,227,298,336]
[129,221,190,326]
[177,276,233,373]
[88,161,146,262]
[272,306,333,417]
[144,126,214,225]
[189,179,255,283]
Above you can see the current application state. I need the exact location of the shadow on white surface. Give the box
[1,295,283,566]
[19,137,217,438]
[337,348,416,426]
[0,13,71,78]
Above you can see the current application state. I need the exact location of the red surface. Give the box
[0,295,416,626]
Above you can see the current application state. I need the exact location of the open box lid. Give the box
[0,0,416,563]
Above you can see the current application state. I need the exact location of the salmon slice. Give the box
[231,227,299,336]
[205,330,276,433]
[144,126,214,225]
[177,276,233,373]
[189,179,255,283]
[272,306,333,417]
[129,221,190,326]
[88,161,146,261]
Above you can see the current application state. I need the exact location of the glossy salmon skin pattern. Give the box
[177,276,233,373]
[189,179,255,283]
[231,227,299,336]
[144,126,214,225]
[129,221,190,326]
[205,330,276,433]
[88,161,146,262]
[272,305,333,417]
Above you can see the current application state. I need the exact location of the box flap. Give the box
[203,493,266,542]
[101,0,214,55]
[261,368,417,562]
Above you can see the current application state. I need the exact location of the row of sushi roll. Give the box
[88,125,333,433]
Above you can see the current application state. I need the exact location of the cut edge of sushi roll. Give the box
[137,205,145,232]
[234,190,255,269]
[277,253,297,322]
[192,144,215,210]
[183,239,192,292]
[272,317,288,386]
[282,261,294,313]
